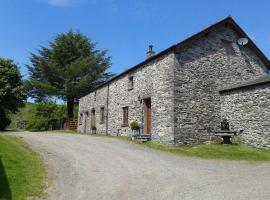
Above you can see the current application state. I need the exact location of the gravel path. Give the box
[13,132,270,200]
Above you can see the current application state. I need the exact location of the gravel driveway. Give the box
[13,132,270,200]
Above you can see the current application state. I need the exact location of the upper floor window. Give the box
[100,107,105,124]
[122,107,129,126]
[94,92,97,101]
[128,76,134,91]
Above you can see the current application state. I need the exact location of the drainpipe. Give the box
[106,83,110,135]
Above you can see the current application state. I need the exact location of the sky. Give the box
[0,0,270,79]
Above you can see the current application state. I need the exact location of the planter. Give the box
[131,129,140,137]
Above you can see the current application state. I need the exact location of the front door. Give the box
[144,98,151,134]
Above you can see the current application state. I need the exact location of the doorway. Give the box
[144,98,151,134]
[91,109,96,127]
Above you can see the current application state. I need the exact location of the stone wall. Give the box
[79,52,175,144]
[78,85,108,134]
[173,25,268,144]
[220,83,270,148]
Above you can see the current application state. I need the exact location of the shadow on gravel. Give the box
[0,158,12,199]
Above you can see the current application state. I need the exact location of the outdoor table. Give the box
[214,130,237,144]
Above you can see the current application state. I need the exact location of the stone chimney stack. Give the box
[146,45,155,58]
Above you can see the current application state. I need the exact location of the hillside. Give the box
[8,102,78,130]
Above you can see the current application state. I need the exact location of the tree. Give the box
[0,58,26,130]
[27,30,113,119]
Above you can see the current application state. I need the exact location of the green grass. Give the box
[7,103,37,130]
[7,102,79,131]
[92,134,270,161]
[136,141,270,161]
[45,131,270,161]
[0,135,46,200]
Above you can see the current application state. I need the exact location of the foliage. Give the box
[0,58,26,130]
[91,124,96,130]
[26,101,66,131]
[0,135,45,199]
[0,111,11,131]
[8,102,78,130]
[27,29,113,118]
[130,120,140,130]
[26,118,49,131]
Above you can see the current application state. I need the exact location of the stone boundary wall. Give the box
[220,83,270,148]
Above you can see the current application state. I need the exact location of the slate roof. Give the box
[219,74,270,92]
[88,16,270,94]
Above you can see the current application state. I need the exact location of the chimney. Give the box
[146,45,155,58]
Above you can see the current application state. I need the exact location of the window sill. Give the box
[121,124,129,127]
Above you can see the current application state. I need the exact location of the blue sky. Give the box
[0,0,270,78]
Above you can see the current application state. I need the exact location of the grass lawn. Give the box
[88,134,270,161]
[135,141,270,161]
[0,134,46,200]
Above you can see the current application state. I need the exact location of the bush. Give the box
[130,120,140,130]
[26,118,49,131]
[91,125,96,130]
[0,112,11,131]
[26,101,67,131]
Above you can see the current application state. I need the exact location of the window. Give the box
[122,107,129,126]
[94,92,97,101]
[79,113,83,125]
[128,76,134,90]
[100,107,105,124]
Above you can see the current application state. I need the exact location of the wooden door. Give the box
[144,98,151,134]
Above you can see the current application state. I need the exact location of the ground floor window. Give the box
[100,107,105,124]
[122,107,129,126]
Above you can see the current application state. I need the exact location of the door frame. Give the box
[143,98,151,135]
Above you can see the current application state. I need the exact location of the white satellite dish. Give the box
[237,37,248,46]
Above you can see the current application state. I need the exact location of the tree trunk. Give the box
[67,97,74,119]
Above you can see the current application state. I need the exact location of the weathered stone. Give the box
[78,18,270,148]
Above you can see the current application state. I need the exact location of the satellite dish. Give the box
[237,37,248,46]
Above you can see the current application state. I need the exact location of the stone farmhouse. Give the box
[78,17,270,148]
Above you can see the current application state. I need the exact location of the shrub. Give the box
[26,101,67,131]
[91,125,96,130]
[130,120,140,130]
[0,111,11,131]
[26,118,49,131]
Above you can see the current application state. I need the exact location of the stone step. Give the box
[134,134,151,142]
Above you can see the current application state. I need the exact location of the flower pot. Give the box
[131,129,140,137]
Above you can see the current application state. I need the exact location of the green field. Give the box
[0,134,46,200]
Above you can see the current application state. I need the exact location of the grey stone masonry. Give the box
[173,26,267,144]
[78,17,270,147]
[220,83,270,148]
[78,52,175,144]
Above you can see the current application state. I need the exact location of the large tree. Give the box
[27,30,113,118]
[0,58,26,130]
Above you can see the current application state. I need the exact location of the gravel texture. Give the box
[12,132,270,200]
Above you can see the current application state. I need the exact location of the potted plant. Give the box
[130,120,140,137]
[91,125,97,134]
